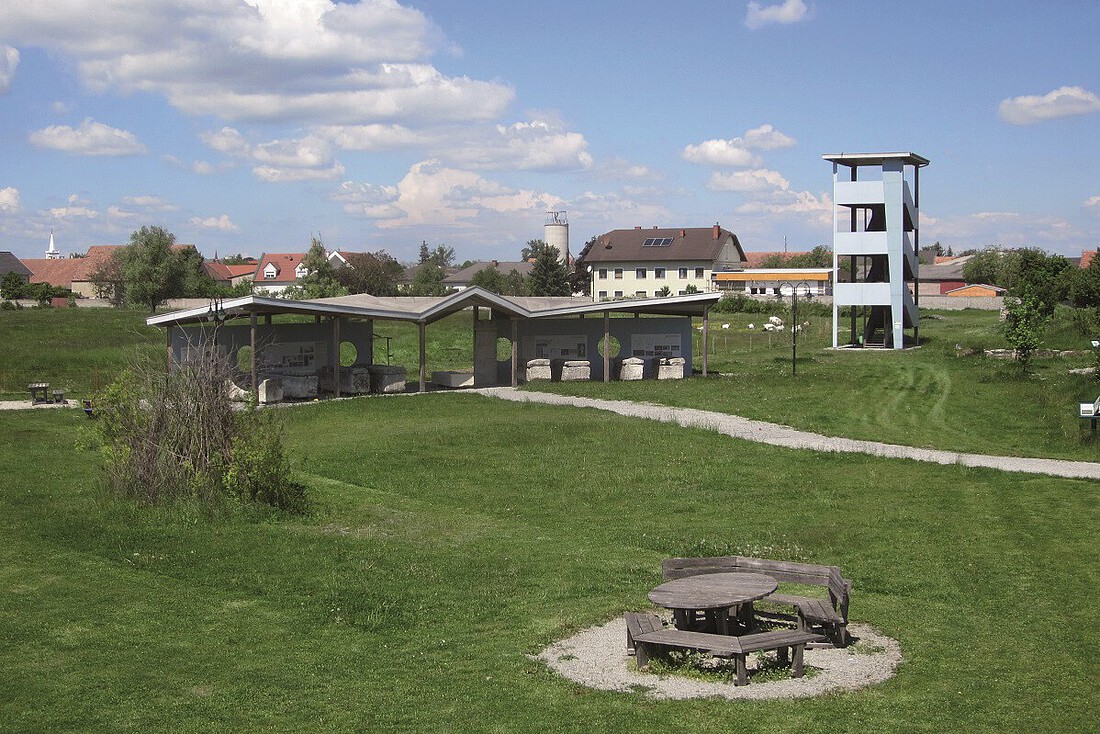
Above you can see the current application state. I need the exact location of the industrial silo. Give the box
[544,210,569,264]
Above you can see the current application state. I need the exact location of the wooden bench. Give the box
[625,612,824,685]
[663,556,852,646]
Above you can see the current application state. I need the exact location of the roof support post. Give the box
[603,311,610,383]
[702,305,710,377]
[366,319,374,365]
[250,311,257,397]
[418,321,427,392]
[510,317,518,388]
[165,326,173,374]
[332,316,341,399]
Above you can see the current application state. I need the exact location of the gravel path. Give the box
[536,619,900,700]
[471,388,1100,481]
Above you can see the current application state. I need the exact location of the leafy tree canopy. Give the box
[528,245,570,296]
[335,250,404,296]
[284,238,348,299]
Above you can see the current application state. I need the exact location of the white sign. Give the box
[631,333,681,358]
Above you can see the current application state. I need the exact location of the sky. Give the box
[1,0,1098,264]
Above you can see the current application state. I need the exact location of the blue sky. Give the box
[1,0,1098,263]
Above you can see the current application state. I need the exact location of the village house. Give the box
[577,224,748,302]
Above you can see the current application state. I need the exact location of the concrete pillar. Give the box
[418,322,427,392]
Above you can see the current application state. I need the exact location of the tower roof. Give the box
[822,152,930,167]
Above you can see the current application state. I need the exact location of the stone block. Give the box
[553,359,590,382]
[525,358,551,381]
[433,370,474,388]
[618,356,645,381]
[658,357,686,380]
[258,378,283,404]
[319,364,372,394]
[269,371,318,399]
[368,364,407,394]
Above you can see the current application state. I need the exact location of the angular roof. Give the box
[579,225,747,265]
[918,254,973,282]
[147,288,724,328]
[0,251,32,278]
[1081,250,1097,269]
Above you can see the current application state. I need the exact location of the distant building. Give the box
[0,252,33,285]
[252,253,308,295]
[714,268,832,296]
[443,260,534,290]
[577,224,747,302]
[23,245,124,297]
[204,261,257,289]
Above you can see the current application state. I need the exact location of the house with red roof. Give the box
[252,253,309,295]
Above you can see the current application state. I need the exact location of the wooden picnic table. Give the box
[28,383,49,404]
[648,572,778,635]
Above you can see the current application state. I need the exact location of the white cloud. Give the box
[998,86,1100,125]
[189,214,239,232]
[683,139,760,168]
[0,187,20,211]
[254,161,346,183]
[1083,195,1100,212]
[683,124,795,167]
[745,0,810,30]
[708,169,791,193]
[121,195,177,211]
[28,118,147,156]
[51,100,69,114]
[313,124,427,151]
[0,1,512,126]
[0,45,19,93]
[741,124,797,150]
[340,159,562,229]
[106,205,138,220]
[446,118,593,172]
[201,127,251,156]
[49,194,99,219]
[596,157,660,181]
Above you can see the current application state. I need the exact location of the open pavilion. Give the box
[146,287,722,397]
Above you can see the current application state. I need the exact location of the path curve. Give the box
[470,388,1100,481]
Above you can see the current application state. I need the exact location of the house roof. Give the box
[1081,250,1097,269]
[741,251,810,269]
[203,261,233,281]
[147,288,724,328]
[945,283,1006,296]
[24,245,124,287]
[715,268,832,282]
[0,251,32,278]
[918,254,973,282]
[443,260,534,285]
[578,225,747,265]
[255,253,306,284]
[398,262,460,284]
[822,151,930,167]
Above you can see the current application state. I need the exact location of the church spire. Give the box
[46,229,61,259]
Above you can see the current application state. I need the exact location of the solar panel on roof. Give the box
[642,237,673,247]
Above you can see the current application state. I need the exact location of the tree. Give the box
[1003,295,1045,373]
[470,265,527,295]
[120,226,189,313]
[409,262,451,296]
[528,245,570,296]
[1,272,26,300]
[521,239,558,261]
[785,245,832,268]
[89,250,126,306]
[418,241,455,268]
[1064,250,1100,310]
[335,250,404,296]
[220,254,253,265]
[285,237,347,299]
[963,246,1069,317]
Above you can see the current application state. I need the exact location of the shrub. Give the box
[92,338,307,510]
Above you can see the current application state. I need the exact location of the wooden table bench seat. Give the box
[625,612,825,685]
[663,556,852,646]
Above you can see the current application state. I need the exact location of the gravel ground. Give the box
[0,400,78,411]
[471,388,1100,481]
[536,619,901,701]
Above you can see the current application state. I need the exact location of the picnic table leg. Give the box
[776,645,789,666]
[635,641,650,668]
[735,654,748,686]
[791,644,806,678]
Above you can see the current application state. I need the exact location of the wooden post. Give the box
[603,311,610,383]
[702,305,710,377]
[250,311,257,396]
[418,322,427,392]
[165,326,173,374]
[333,316,341,398]
[366,318,374,365]
[510,317,518,387]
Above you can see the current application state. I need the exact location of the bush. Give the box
[92,340,307,511]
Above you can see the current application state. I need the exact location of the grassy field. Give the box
[1,397,1097,732]
[532,308,1100,462]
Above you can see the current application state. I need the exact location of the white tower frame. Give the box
[824,152,929,349]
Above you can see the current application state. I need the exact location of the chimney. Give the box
[713,223,720,239]
[634,226,641,230]
[492,259,498,267]
[653,226,658,229]
[679,229,685,238]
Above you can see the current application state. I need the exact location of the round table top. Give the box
[648,572,778,610]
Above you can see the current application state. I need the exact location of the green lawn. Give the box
[1,398,1097,732]
[530,308,1100,462]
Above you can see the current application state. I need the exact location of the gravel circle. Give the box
[471,388,1100,480]
[536,618,901,700]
